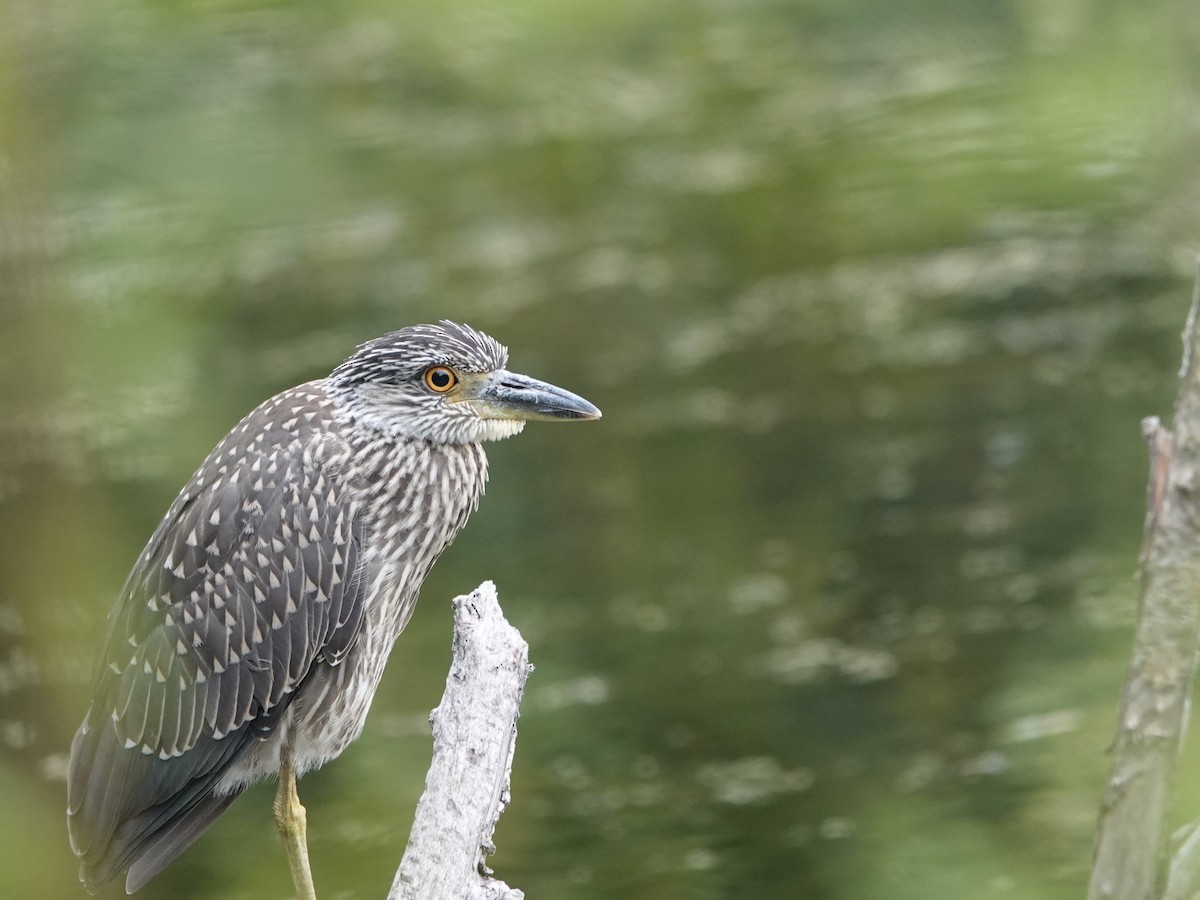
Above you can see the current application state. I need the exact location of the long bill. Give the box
[464,370,602,422]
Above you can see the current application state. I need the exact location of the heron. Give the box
[66,321,600,896]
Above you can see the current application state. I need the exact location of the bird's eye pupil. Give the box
[424,367,456,392]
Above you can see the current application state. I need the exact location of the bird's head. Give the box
[328,321,601,444]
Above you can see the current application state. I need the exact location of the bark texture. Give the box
[1089,267,1200,900]
[390,582,528,900]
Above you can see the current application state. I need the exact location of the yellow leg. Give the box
[274,753,317,900]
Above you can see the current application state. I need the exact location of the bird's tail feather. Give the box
[123,789,242,893]
[68,709,252,892]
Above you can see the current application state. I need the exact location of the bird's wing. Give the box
[67,393,367,888]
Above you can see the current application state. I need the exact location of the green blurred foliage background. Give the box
[1,0,1199,897]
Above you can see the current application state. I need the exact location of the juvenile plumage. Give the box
[67,321,599,893]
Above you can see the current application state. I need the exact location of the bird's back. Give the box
[66,380,488,891]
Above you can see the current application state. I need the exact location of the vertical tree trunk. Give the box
[1089,263,1200,900]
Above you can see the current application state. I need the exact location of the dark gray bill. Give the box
[470,369,602,421]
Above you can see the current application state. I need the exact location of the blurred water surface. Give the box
[1,0,1198,897]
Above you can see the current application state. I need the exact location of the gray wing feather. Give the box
[103,449,361,753]
[68,392,368,889]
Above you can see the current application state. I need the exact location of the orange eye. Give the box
[423,366,458,393]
